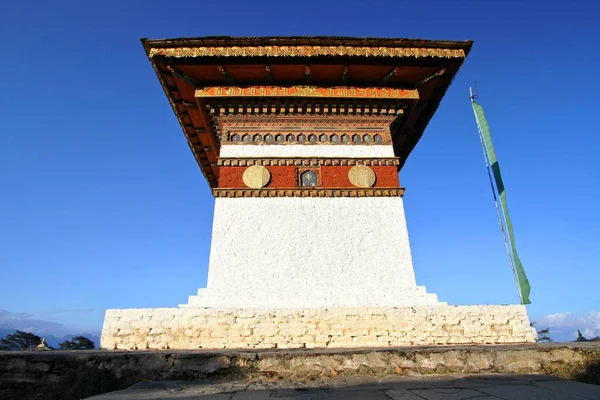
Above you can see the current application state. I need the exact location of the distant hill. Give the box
[0,310,73,336]
[0,309,101,349]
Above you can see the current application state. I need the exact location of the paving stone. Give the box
[272,389,392,399]
[410,387,489,400]
[270,389,331,398]
[85,374,600,399]
[166,395,233,400]
[534,380,600,399]
[323,389,391,399]
[478,384,592,399]
[386,388,428,399]
[86,388,170,400]
[465,374,557,386]
[231,391,273,399]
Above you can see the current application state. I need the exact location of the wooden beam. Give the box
[194,98,221,159]
[417,68,446,85]
[166,64,203,87]
[304,66,311,85]
[181,100,198,109]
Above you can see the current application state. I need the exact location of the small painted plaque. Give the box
[300,170,318,187]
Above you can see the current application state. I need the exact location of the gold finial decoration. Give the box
[242,165,271,189]
[348,165,376,188]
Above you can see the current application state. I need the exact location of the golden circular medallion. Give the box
[242,165,271,188]
[348,165,376,188]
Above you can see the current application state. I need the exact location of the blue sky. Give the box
[1,0,599,341]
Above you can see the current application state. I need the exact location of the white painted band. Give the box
[220,144,395,158]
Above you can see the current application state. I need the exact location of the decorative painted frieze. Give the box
[212,187,405,198]
[207,103,406,118]
[217,157,400,167]
[214,114,396,145]
[218,164,399,190]
[224,131,389,145]
[149,45,466,59]
[196,85,419,100]
[217,114,398,127]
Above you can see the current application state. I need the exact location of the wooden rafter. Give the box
[194,98,221,160]
[265,65,274,85]
[417,68,446,85]
[304,66,311,85]
[217,65,234,85]
[166,64,203,87]
[342,66,349,86]
[379,67,399,85]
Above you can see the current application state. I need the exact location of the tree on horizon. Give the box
[0,330,42,350]
[575,329,600,342]
[531,323,552,343]
[59,335,95,350]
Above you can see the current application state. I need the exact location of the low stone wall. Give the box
[101,305,535,350]
[1,344,599,400]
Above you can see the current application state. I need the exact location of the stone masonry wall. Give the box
[101,305,535,350]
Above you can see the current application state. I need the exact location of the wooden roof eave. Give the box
[141,36,473,54]
[144,49,219,188]
[392,62,465,169]
[140,37,473,178]
[141,36,472,63]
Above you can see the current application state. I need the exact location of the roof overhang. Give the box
[141,36,473,187]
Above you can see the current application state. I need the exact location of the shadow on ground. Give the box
[85,373,600,399]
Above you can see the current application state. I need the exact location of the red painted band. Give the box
[219,165,399,189]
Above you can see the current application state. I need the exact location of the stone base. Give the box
[185,286,442,308]
[100,305,535,350]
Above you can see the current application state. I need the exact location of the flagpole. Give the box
[469,87,524,305]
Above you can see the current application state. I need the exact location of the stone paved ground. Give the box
[86,374,600,399]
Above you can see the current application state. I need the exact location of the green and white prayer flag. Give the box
[471,95,531,305]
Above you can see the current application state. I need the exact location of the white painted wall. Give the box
[187,197,441,308]
[219,144,395,158]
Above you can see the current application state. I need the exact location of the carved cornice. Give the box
[196,86,419,100]
[213,187,405,198]
[149,46,465,59]
[222,131,390,145]
[217,157,400,167]
[218,114,397,127]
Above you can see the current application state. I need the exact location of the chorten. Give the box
[101,37,535,350]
